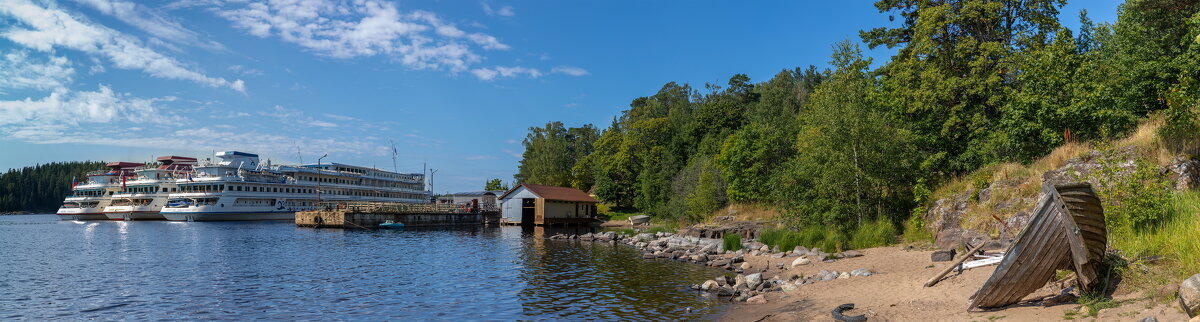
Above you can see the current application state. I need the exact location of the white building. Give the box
[498,183,598,226]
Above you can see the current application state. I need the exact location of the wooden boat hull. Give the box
[968,182,1106,310]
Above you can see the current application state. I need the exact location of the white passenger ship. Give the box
[102,156,197,220]
[160,151,428,221]
[56,162,143,220]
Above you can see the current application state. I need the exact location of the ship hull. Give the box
[104,211,165,221]
[161,211,294,221]
[56,212,109,220]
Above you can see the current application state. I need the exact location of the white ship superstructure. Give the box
[161,151,428,221]
[56,162,142,220]
[102,156,197,220]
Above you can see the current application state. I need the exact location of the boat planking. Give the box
[969,182,1107,310]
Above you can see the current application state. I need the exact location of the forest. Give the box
[514,0,1200,235]
[0,161,107,213]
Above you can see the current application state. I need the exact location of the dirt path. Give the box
[718,246,1187,321]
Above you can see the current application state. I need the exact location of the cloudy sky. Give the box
[0,0,1120,193]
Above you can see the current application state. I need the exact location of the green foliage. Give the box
[483,178,508,191]
[850,218,898,249]
[722,233,743,252]
[715,124,793,202]
[1089,144,1173,234]
[1111,191,1200,278]
[0,161,107,212]
[903,180,934,242]
[669,156,725,222]
[514,122,599,187]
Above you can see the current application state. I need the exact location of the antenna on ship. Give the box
[389,139,398,173]
[295,141,303,165]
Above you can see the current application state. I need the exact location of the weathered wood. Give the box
[925,242,987,287]
[968,182,1107,310]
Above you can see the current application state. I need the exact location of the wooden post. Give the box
[924,242,987,287]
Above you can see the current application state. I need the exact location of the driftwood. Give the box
[924,242,987,287]
[968,183,1107,310]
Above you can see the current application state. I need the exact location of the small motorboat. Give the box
[379,220,405,229]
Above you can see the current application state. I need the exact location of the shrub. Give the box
[1090,144,1172,234]
[723,233,742,251]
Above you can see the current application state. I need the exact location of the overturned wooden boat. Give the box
[969,182,1107,310]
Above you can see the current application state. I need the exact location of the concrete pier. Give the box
[295,202,501,229]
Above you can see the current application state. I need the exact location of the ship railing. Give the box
[315,202,498,214]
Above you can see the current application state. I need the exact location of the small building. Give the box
[449,191,505,207]
[498,183,598,226]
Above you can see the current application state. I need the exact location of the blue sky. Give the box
[0,0,1121,193]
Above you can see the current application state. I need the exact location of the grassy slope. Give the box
[923,119,1200,287]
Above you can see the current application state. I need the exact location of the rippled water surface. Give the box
[0,215,725,320]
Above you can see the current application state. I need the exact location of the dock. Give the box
[296,202,501,229]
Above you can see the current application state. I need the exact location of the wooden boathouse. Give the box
[498,183,598,226]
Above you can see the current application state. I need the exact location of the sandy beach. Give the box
[714,246,1189,321]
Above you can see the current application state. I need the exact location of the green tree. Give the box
[781,40,918,225]
[484,178,508,191]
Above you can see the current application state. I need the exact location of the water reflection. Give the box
[0,215,725,320]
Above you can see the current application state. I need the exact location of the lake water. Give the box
[0,215,726,320]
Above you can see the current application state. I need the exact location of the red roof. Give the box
[106,162,144,169]
[499,183,598,203]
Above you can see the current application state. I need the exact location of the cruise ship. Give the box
[102,156,197,220]
[160,151,428,221]
[56,162,143,220]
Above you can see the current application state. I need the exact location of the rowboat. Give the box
[969,182,1107,310]
[379,220,405,229]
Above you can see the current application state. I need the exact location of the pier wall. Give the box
[297,210,499,228]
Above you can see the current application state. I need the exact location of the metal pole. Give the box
[317,153,328,208]
[429,168,438,202]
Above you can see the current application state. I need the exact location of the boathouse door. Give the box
[521,198,536,225]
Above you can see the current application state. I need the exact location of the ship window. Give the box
[162,188,167,192]
[219,184,225,191]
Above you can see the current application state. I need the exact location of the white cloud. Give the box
[0,0,245,92]
[0,84,170,127]
[552,66,589,76]
[69,0,225,50]
[481,2,514,17]
[471,65,541,81]
[0,50,75,92]
[216,0,509,73]
[258,105,341,128]
[228,64,263,76]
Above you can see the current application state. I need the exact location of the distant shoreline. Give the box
[0,211,46,216]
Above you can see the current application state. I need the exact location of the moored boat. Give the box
[56,162,142,220]
[102,156,196,220]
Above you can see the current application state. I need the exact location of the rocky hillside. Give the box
[924,123,1200,250]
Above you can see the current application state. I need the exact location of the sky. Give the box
[0,0,1122,194]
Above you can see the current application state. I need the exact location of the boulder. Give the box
[850,268,872,277]
[838,272,851,279]
[760,245,771,252]
[636,233,654,242]
[794,246,809,254]
[842,250,864,258]
[731,255,745,263]
[781,283,798,292]
[746,273,763,289]
[710,259,730,267]
[1181,273,1200,318]
[734,274,747,288]
[931,249,956,262]
[715,275,729,286]
[642,253,655,259]
[771,252,785,258]
[740,262,752,270]
[701,280,719,291]
[746,294,767,304]
[717,286,735,297]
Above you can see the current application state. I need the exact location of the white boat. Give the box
[102,156,196,220]
[56,162,142,220]
[161,151,428,221]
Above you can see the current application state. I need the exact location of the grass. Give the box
[723,233,742,251]
[756,220,897,253]
[602,210,641,222]
[1111,190,1200,282]
[850,219,898,249]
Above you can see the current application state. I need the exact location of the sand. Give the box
[717,246,1189,321]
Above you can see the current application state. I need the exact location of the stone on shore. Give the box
[740,262,751,270]
[842,250,864,258]
[931,249,956,262]
[735,274,747,288]
[745,294,767,304]
[794,246,809,254]
[701,280,719,291]
[792,257,811,267]
[746,273,763,289]
[711,259,729,267]
[851,268,872,277]
[643,253,656,259]
[1181,273,1200,318]
[838,272,851,279]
